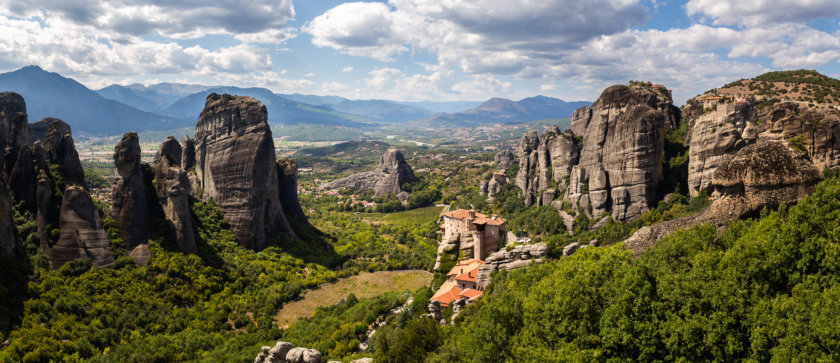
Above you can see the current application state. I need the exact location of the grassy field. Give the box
[349,205,444,225]
[274,270,432,328]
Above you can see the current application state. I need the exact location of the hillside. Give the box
[0,66,189,135]
[96,83,210,113]
[703,69,840,111]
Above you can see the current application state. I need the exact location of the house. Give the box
[441,209,506,260]
[431,259,485,307]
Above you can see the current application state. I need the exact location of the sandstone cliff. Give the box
[0,92,28,175]
[322,149,416,198]
[194,93,296,249]
[0,174,23,258]
[277,158,314,232]
[625,140,822,255]
[515,84,674,222]
[155,137,197,254]
[111,132,149,251]
[51,185,115,268]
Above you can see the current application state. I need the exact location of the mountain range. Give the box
[0,66,590,136]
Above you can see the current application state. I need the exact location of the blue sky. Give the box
[0,0,839,104]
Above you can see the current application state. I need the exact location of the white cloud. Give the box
[303,72,315,77]
[342,66,354,72]
[686,0,840,26]
[322,82,350,93]
[306,0,649,70]
[452,74,512,97]
[0,0,297,40]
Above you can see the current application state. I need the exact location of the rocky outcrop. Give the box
[515,126,580,207]
[194,93,296,249]
[277,159,314,231]
[323,149,416,197]
[8,145,36,212]
[111,132,149,251]
[181,136,196,170]
[154,138,197,254]
[28,118,69,146]
[565,85,671,221]
[43,120,85,187]
[254,342,323,363]
[476,243,548,288]
[625,140,823,255]
[0,92,28,174]
[494,149,515,170]
[684,99,840,196]
[0,174,23,259]
[51,185,115,268]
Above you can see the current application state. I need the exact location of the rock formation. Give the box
[0,174,23,259]
[0,92,28,174]
[155,137,197,254]
[181,136,196,170]
[684,99,840,197]
[480,150,516,200]
[254,341,324,363]
[28,118,69,146]
[495,149,515,170]
[50,185,115,268]
[564,85,671,221]
[625,140,823,255]
[111,132,149,251]
[194,93,296,249]
[277,158,314,231]
[514,125,581,207]
[322,149,416,197]
[43,120,85,187]
[476,243,548,288]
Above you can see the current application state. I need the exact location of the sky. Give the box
[0,0,839,104]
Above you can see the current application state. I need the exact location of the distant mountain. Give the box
[401,100,484,113]
[0,66,189,135]
[413,96,590,128]
[97,83,210,113]
[279,93,347,106]
[165,87,373,127]
[326,99,433,122]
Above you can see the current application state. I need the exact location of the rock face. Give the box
[111,132,149,250]
[155,138,197,254]
[515,126,580,207]
[194,93,296,249]
[684,99,840,196]
[277,159,314,231]
[0,174,22,258]
[43,120,85,187]
[254,341,322,363]
[476,243,548,288]
[51,185,115,268]
[323,149,416,197]
[0,92,28,173]
[28,118,69,146]
[564,85,671,221]
[181,136,196,170]
[494,149,515,170]
[625,140,823,255]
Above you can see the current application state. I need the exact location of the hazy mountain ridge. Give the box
[0,66,190,135]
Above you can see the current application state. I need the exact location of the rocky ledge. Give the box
[323,149,416,198]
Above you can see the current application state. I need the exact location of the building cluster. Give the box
[430,259,485,307]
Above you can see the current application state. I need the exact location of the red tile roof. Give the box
[444,209,506,225]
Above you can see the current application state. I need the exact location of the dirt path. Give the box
[274,270,432,328]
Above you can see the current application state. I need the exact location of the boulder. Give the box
[128,244,151,266]
[155,139,197,254]
[50,185,114,268]
[562,242,581,256]
[111,132,149,251]
[477,243,548,288]
[194,93,296,249]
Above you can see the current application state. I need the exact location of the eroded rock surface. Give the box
[51,185,114,268]
[515,126,580,207]
[277,158,314,232]
[0,174,22,258]
[323,149,416,197]
[194,93,295,249]
[625,140,823,255]
[254,341,323,363]
[476,243,548,288]
[155,138,197,254]
[111,132,149,250]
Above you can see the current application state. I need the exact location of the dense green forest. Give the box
[362,175,840,362]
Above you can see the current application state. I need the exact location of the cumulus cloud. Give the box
[342,66,354,72]
[0,0,297,40]
[306,0,649,71]
[686,0,840,26]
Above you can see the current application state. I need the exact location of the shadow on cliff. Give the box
[0,255,29,338]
